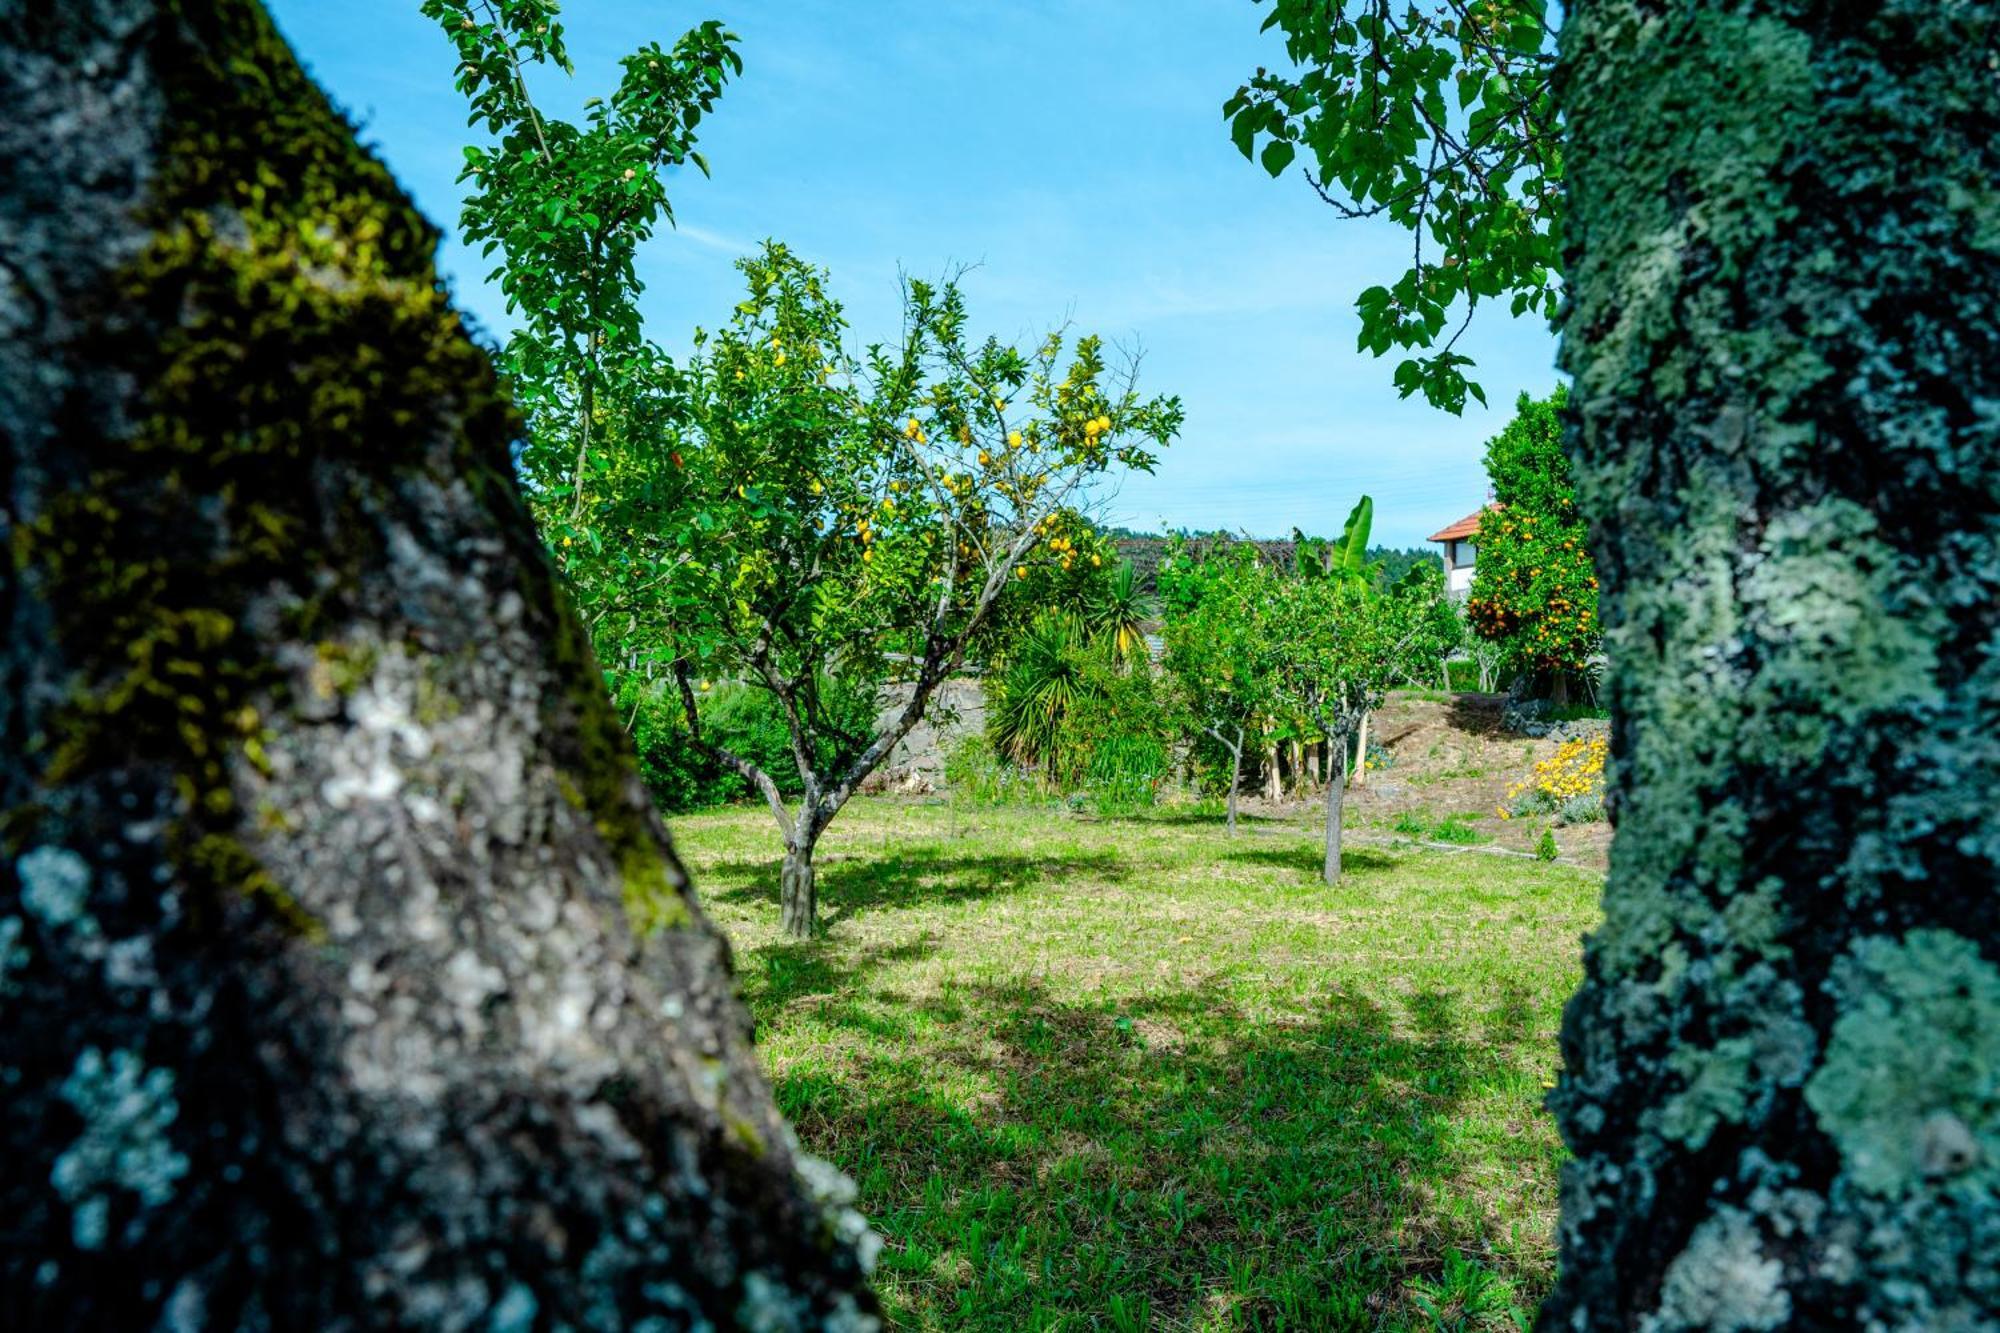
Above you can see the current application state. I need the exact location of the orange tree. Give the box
[1463,386,1598,696]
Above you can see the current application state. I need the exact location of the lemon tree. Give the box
[645,245,1180,937]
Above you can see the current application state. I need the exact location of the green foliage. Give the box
[1158,537,1282,774]
[1465,387,1600,680]
[1534,827,1559,862]
[1079,732,1170,815]
[1161,505,1428,800]
[986,611,1166,797]
[1392,810,1487,845]
[422,0,739,517]
[1082,560,1156,667]
[617,676,737,813]
[988,612,1093,776]
[615,672,876,812]
[942,735,1044,808]
[1382,560,1466,688]
[1407,1249,1531,1331]
[1226,0,1562,413]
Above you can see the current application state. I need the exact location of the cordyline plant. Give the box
[591,245,1179,938]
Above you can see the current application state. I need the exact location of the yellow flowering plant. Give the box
[1499,733,1607,824]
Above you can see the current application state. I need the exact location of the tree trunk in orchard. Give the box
[1263,741,1281,802]
[1352,712,1370,789]
[1288,739,1304,798]
[1545,2,1999,1326]
[1224,736,1243,836]
[0,2,878,1328]
[780,828,820,941]
[1321,736,1347,886]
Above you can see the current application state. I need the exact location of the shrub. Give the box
[1500,734,1608,825]
[616,676,732,813]
[987,609,1167,796]
[943,735,1042,807]
[1392,809,1485,845]
[1082,731,1170,814]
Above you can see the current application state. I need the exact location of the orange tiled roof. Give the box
[1426,506,1493,543]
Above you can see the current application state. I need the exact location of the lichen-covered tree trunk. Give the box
[0,1,878,1327]
[1546,2,1999,1326]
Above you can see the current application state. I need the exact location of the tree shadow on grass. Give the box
[702,845,1131,926]
[769,971,1557,1331]
[1219,843,1400,878]
[1095,806,1286,830]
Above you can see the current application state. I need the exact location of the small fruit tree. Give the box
[1269,533,1423,884]
[1464,386,1599,698]
[1159,539,1283,834]
[644,246,1179,936]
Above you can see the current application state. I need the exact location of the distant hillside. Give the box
[1106,529,1435,593]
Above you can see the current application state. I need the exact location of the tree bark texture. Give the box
[0,2,879,1327]
[780,839,818,941]
[1227,744,1242,835]
[1322,741,1347,886]
[1546,2,1999,1326]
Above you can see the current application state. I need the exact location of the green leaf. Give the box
[1260,139,1296,178]
[1230,110,1258,160]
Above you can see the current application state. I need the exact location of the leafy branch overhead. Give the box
[1225,0,1562,413]
[421,0,742,511]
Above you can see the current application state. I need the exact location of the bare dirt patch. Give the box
[1241,692,1613,870]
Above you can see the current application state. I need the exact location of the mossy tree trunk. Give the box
[1546,1,1999,1326]
[0,1,877,1327]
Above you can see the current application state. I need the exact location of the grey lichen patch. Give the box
[50,1046,191,1251]
[0,915,28,997]
[1805,929,2000,1195]
[1737,500,1943,764]
[738,1271,882,1333]
[795,1151,884,1278]
[1642,1207,1789,1331]
[18,845,94,933]
[1648,989,1816,1150]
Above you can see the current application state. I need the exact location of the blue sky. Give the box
[267,0,1559,547]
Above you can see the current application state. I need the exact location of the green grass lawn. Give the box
[675,797,1602,1332]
